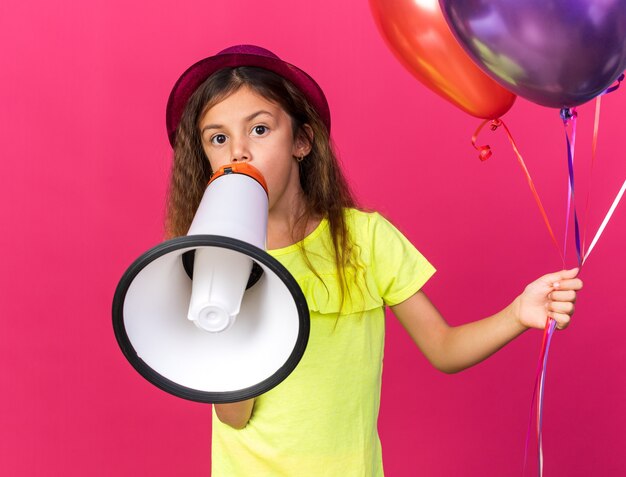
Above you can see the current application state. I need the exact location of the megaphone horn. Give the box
[112,163,310,403]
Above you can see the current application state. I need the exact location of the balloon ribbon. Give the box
[522,318,556,476]
[583,178,626,264]
[472,119,564,264]
[581,73,625,264]
[523,318,557,477]
[581,96,602,257]
[473,122,563,476]
[560,107,581,267]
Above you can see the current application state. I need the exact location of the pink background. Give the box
[2,1,625,476]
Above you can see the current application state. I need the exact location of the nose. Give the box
[230,136,251,163]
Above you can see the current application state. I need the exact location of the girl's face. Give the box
[199,86,311,214]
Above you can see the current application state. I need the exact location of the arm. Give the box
[391,268,583,374]
[214,399,255,429]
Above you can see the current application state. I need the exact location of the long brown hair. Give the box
[166,67,360,311]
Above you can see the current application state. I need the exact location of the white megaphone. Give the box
[112,163,310,403]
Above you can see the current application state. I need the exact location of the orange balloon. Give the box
[369,0,515,119]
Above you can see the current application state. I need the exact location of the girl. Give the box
[165,45,582,476]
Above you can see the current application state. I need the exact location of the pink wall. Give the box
[2,1,624,475]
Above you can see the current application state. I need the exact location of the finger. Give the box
[548,301,575,315]
[553,278,584,291]
[549,290,577,303]
[549,313,571,330]
[542,267,580,285]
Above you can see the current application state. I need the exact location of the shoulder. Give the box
[342,208,386,233]
[343,208,405,242]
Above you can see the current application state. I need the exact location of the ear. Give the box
[293,124,313,157]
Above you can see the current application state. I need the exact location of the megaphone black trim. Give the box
[181,249,265,289]
[112,235,310,404]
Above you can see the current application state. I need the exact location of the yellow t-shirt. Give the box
[211,209,436,476]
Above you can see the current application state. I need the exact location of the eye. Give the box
[251,125,268,136]
[210,134,227,145]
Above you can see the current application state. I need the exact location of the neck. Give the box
[266,198,305,249]
[266,196,321,250]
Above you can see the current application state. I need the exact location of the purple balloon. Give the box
[440,0,626,108]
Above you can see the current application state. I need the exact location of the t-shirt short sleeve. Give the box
[369,212,436,306]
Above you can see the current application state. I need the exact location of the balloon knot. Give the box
[490,119,502,131]
[560,107,577,123]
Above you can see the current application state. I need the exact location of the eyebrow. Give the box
[201,110,274,133]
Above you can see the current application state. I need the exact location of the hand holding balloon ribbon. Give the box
[514,269,582,332]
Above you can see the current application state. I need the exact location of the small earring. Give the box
[296,155,305,163]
